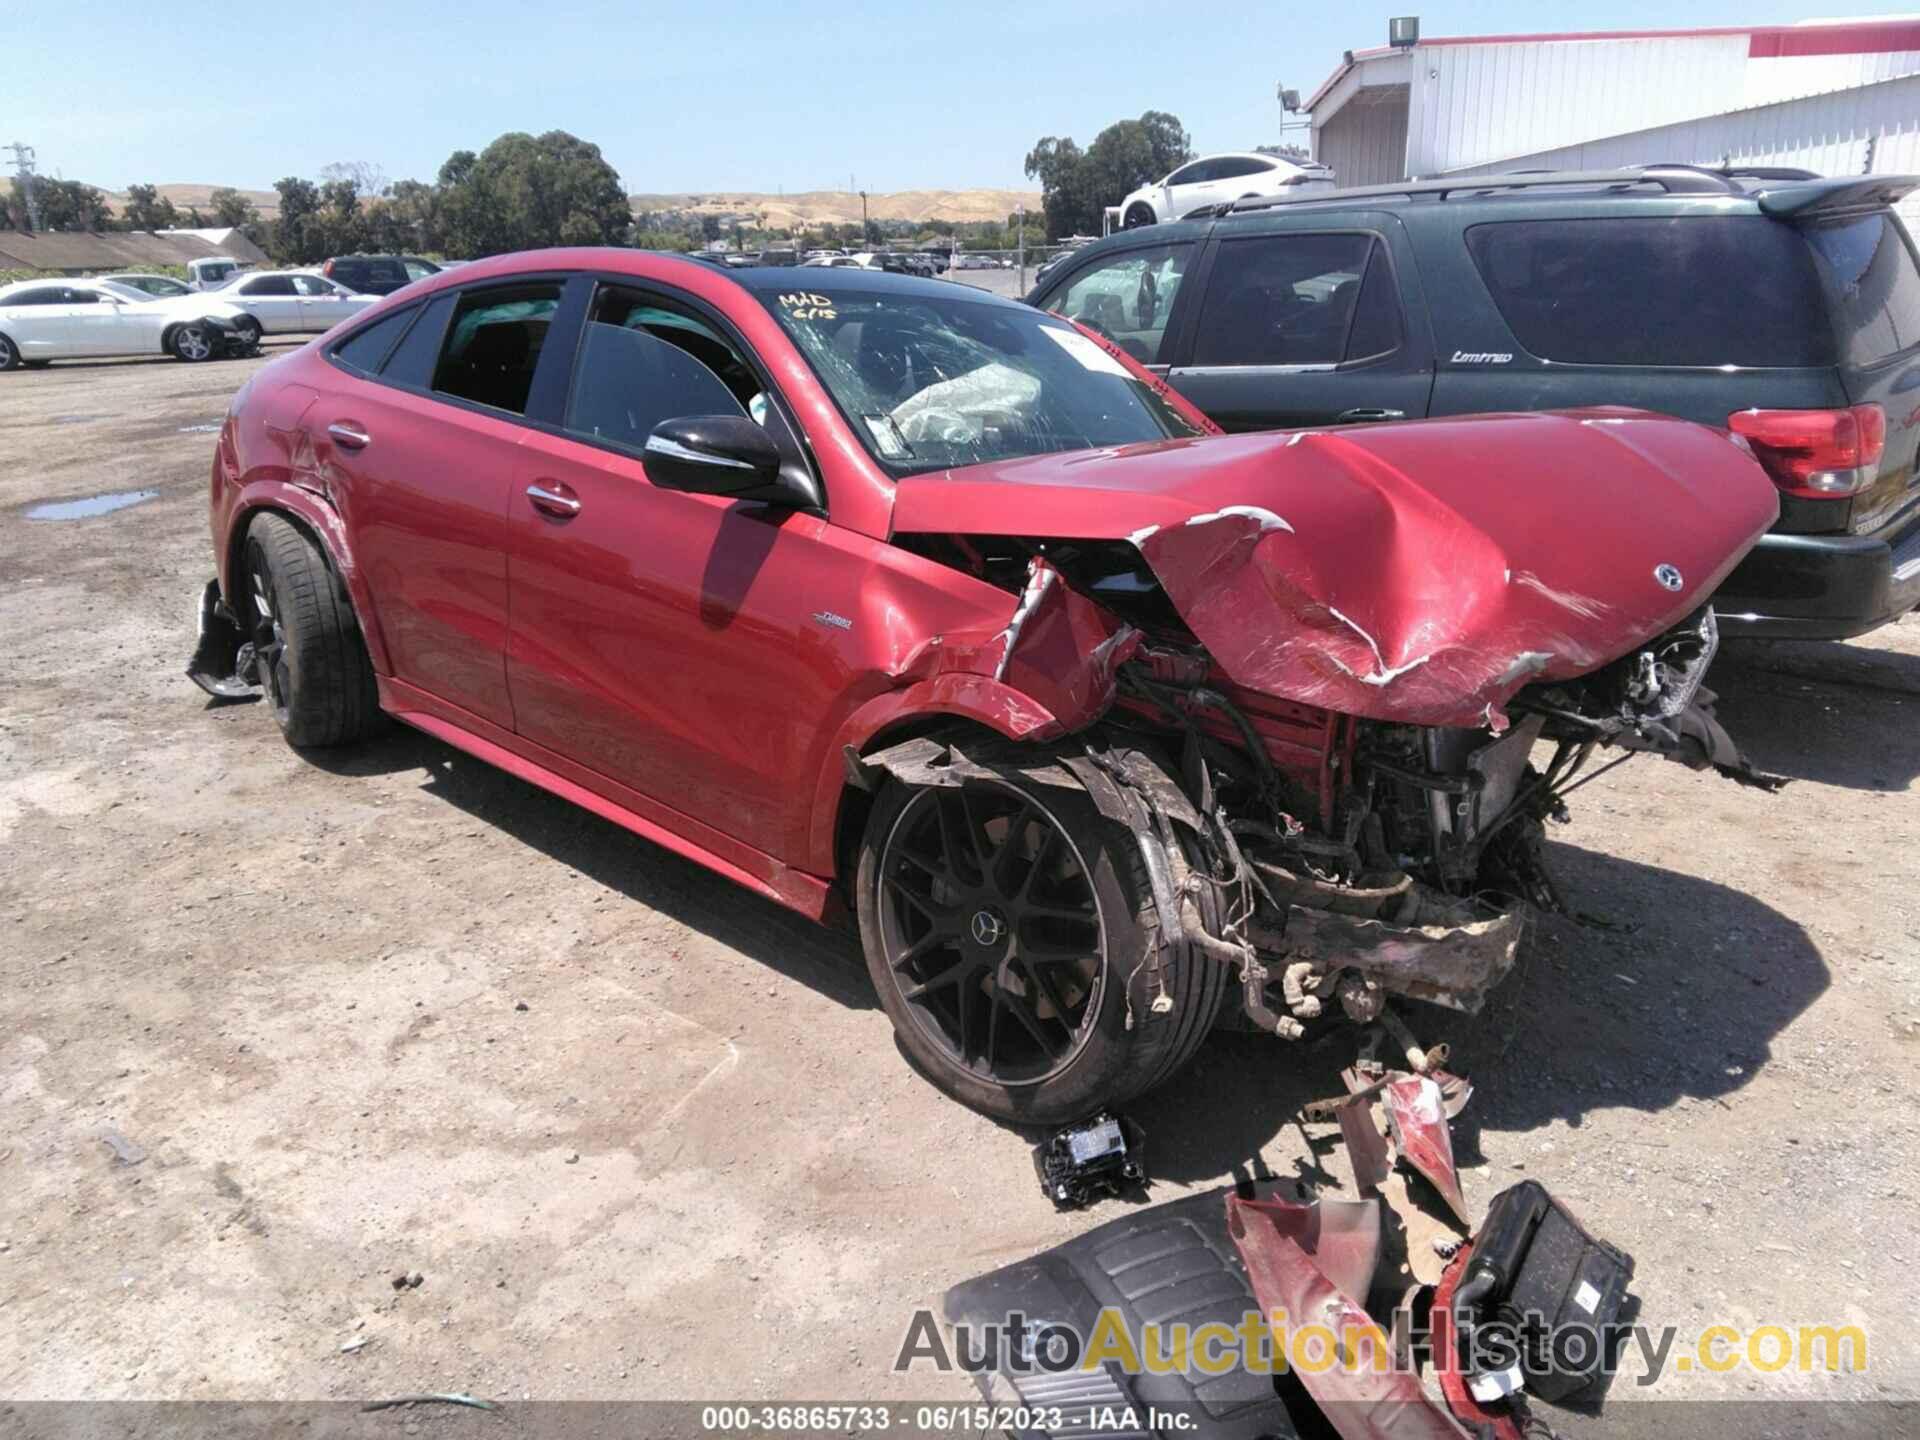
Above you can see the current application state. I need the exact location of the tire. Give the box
[856,768,1228,1125]
[0,333,18,371]
[240,512,382,748]
[230,318,262,355]
[170,323,215,363]
[1123,203,1156,229]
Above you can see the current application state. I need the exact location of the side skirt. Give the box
[380,677,836,923]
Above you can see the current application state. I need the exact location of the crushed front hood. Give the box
[892,409,1780,726]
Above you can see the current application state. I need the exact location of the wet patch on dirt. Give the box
[23,488,160,521]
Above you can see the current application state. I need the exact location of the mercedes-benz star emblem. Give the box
[970,910,1005,947]
[1654,563,1684,592]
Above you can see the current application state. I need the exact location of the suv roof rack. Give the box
[1206,166,1746,217]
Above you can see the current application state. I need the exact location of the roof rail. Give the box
[1212,166,1742,216]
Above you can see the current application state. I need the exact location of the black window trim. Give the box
[1040,236,1205,371]
[1178,226,1411,375]
[325,299,426,378]
[326,269,827,511]
[324,273,576,421]
[550,274,826,514]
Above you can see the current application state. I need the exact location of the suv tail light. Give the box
[322,259,336,277]
[1727,404,1885,498]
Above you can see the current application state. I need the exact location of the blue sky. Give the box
[23,1,1913,194]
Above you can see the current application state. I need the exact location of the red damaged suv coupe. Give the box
[190,250,1781,1123]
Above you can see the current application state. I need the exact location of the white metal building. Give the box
[1305,17,1920,224]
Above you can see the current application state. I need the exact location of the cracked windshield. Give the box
[759,288,1203,475]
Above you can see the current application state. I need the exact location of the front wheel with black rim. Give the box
[230,318,262,356]
[241,513,383,748]
[170,323,215,363]
[1123,203,1156,229]
[855,768,1229,1125]
[0,334,19,371]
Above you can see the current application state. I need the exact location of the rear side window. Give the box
[332,306,416,375]
[1189,232,1380,368]
[242,275,297,296]
[432,285,561,415]
[380,292,454,386]
[1803,213,1920,365]
[1466,217,1835,367]
[1045,243,1193,365]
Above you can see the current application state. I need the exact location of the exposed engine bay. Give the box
[874,530,1783,1046]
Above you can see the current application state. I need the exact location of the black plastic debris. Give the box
[1032,1112,1143,1208]
[1452,1180,1635,1403]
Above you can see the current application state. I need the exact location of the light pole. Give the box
[859,189,870,248]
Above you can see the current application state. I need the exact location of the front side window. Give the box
[432,285,561,415]
[563,287,757,454]
[1804,212,1920,366]
[1167,160,1213,187]
[1466,216,1834,367]
[1045,243,1193,365]
[760,286,1205,477]
[402,259,438,282]
[1190,232,1377,368]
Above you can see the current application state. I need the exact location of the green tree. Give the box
[208,187,259,229]
[11,177,111,233]
[271,177,324,263]
[1025,111,1192,239]
[120,183,180,233]
[435,131,628,258]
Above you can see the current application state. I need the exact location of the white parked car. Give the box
[213,269,378,334]
[0,279,260,370]
[97,272,195,299]
[1118,152,1335,228]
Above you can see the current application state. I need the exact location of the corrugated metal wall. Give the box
[1445,73,1920,230]
[1404,35,1752,175]
[1314,90,1409,189]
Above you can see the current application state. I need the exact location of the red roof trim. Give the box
[1410,19,1920,51]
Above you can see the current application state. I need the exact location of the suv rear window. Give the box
[1466,216,1836,368]
[1803,212,1920,365]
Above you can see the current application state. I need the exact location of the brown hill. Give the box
[100,183,283,222]
[629,188,1040,228]
[91,183,1038,231]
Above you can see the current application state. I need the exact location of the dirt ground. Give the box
[2,345,1916,1430]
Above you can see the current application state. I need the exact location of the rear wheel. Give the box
[0,334,18,371]
[241,513,382,748]
[856,769,1227,1124]
[170,324,215,362]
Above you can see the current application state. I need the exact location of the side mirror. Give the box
[642,415,784,496]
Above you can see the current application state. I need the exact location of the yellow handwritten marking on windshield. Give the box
[778,292,837,320]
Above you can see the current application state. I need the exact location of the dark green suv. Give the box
[1027,166,1920,640]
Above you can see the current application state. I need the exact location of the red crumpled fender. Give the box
[892,409,1780,728]
[1226,1192,1469,1440]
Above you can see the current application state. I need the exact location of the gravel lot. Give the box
[1,343,1916,1431]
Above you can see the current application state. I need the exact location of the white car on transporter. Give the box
[0,279,261,370]
[1118,151,1335,228]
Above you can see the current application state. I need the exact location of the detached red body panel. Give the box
[894,409,1778,726]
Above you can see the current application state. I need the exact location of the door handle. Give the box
[326,422,370,449]
[1335,407,1406,424]
[526,482,582,518]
